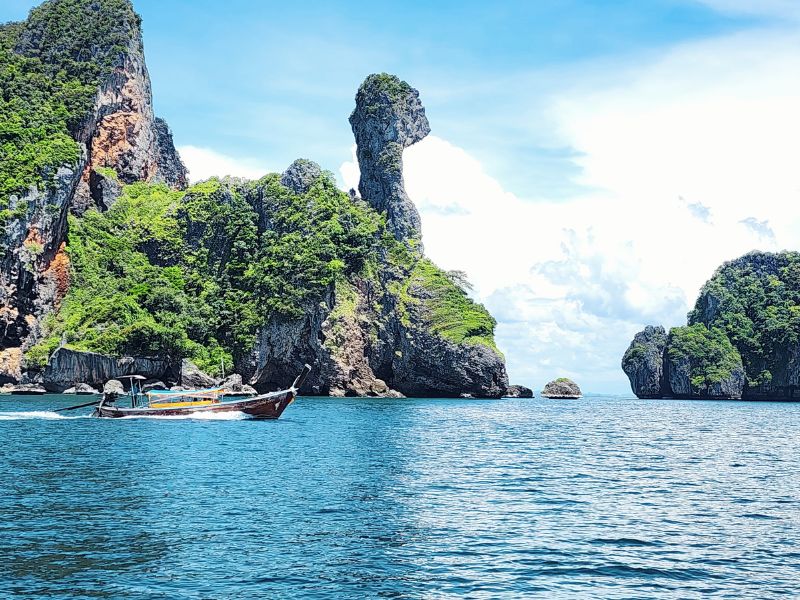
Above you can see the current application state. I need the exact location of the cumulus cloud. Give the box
[177,145,272,183]
[341,22,800,393]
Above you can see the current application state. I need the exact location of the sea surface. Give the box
[0,393,798,599]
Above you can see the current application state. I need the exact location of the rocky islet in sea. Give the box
[541,378,582,399]
[623,251,800,400]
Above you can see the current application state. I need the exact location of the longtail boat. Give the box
[90,365,310,419]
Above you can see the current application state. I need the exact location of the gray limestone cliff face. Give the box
[621,325,668,398]
[280,159,323,195]
[70,18,187,197]
[240,275,507,399]
[0,0,187,384]
[390,275,508,398]
[180,359,216,389]
[349,74,430,244]
[665,351,692,397]
[665,346,745,400]
[0,166,82,384]
[152,117,188,189]
[622,325,746,400]
[241,283,399,398]
[505,384,534,398]
[87,169,123,212]
[42,348,172,392]
[391,326,508,398]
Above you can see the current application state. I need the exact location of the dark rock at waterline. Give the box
[541,378,582,399]
[64,382,100,395]
[103,379,124,395]
[180,359,216,389]
[219,373,257,395]
[9,384,46,395]
[141,380,167,393]
[505,384,534,398]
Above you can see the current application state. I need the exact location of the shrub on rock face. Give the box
[666,324,745,399]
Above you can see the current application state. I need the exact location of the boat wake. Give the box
[0,410,248,421]
[120,411,247,421]
[0,411,90,420]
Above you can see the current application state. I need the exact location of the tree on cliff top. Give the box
[688,251,800,387]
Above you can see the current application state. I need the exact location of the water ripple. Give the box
[1,394,799,598]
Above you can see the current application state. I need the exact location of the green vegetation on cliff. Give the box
[0,0,138,208]
[360,73,413,102]
[667,324,742,390]
[244,173,383,318]
[27,171,501,372]
[399,258,499,352]
[688,251,800,387]
[27,175,381,371]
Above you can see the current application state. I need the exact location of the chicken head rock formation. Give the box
[349,73,430,245]
[244,76,508,398]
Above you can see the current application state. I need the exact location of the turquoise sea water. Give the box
[0,393,798,599]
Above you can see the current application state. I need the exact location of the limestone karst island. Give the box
[1,0,798,598]
[0,1,508,399]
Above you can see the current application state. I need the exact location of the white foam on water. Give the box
[120,411,247,421]
[0,410,248,421]
[0,411,90,420]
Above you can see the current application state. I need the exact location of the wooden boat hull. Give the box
[95,389,295,419]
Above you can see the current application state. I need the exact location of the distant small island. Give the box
[623,251,800,400]
[541,378,582,399]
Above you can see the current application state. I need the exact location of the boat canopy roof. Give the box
[146,387,225,399]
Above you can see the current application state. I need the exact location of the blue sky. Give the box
[2,0,754,196]
[3,1,799,392]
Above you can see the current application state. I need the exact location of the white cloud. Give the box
[341,24,800,393]
[177,145,271,183]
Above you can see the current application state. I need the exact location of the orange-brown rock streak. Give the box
[44,243,71,306]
